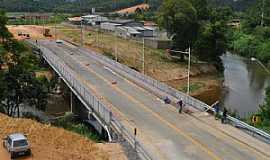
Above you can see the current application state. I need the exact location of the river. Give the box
[221,52,270,117]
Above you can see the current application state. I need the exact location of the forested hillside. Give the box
[208,0,256,11]
[0,0,256,13]
[0,0,161,13]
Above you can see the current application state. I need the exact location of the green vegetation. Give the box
[53,112,103,142]
[229,0,270,63]
[245,87,270,133]
[158,0,232,70]
[0,10,49,117]
[180,82,205,93]
[7,13,69,25]
[0,0,256,13]
[0,0,162,13]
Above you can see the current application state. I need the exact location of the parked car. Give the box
[2,133,31,159]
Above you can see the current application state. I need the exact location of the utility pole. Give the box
[142,38,145,74]
[187,47,191,95]
[114,0,118,62]
[54,10,57,40]
[114,32,118,62]
[80,18,83,46]
[169,47,191,95]
[261,0,265,27]
[79,0,83,46]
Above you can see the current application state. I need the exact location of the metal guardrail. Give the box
[27,41,153,160]
[78,47,270,143]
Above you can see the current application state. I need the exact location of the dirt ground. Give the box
[7,24,222,104]
[0,113,127,160]
[7,25,53,40]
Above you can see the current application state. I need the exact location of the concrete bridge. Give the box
[28,39,270,160]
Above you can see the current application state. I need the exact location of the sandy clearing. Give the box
[7,25,53,40]
[0,113,127,160]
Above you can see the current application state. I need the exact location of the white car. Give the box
[56,39,64,44]
[2,133,31,159]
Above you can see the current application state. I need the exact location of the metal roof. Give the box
[133,27,146,31]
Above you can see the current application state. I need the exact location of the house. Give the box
[228,19,241,28]
[100,22,122,32]
[68,17,82,25]
[108,19,143,27]
[81,15,108,26]
[116,26,141,38]
[116,26,155,38]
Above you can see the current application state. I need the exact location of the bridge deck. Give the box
[39,40,270,160]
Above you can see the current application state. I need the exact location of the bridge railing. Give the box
[78,47,270,143]
[27,41,153,160]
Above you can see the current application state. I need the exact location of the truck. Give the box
[43,28,52,37]
[2,133,31,159]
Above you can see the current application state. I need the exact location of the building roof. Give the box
[144,21,158,27]
[133,26,146,31]
[108,19,134,24]
[144,26,157,31]
[9,133,27,141]
[101,22,122,26]
[82,15,99,19]
[68,17,82,22]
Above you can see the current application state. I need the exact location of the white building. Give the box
[100,22,122,32]
[82,15,108,26]
[116,26,141,38]
[116,26,156,38]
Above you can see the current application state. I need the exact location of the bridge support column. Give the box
[70,91,73,113]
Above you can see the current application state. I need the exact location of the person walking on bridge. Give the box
[222,107,228,124]
[214,103,220,120]
[177,99,184,114]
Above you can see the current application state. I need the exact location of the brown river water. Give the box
[220,53,270,117]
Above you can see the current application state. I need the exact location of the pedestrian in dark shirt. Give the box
[214,103,220,120]
[177,99,183,114]
[222,107,228,124]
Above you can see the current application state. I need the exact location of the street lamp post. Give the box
[142,38,145,74]
[261,0,265,27]
[79,0,83,46]
[170,47,191,95]
[187,47,191,95]
[251,57,270,74]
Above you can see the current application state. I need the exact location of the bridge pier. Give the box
[70,92,73,113]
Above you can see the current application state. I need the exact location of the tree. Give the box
[158,0,198,52]
[0,10,12,42]
[158,0,229,69]
[0,11,48,117]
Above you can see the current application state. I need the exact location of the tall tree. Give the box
[158,0,198,52]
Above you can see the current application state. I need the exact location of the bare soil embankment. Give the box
[0,113,127,160]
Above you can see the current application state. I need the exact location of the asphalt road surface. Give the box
[38,40,270,160]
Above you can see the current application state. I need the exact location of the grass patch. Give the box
[180,82,205,93]
[53,112,103,142]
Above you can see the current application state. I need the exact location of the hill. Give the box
[0,0,161,13]
[208,0,256,11]
[0,0,256,13]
